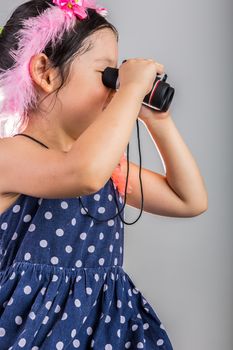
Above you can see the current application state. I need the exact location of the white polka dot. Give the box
[56,228,64,237]
[42,316,49,324]
[29,311,36,320]
[117,300,122,308]
[1,222,7,230]
[120,315,125,324]
[81,207,88,215]
[157,339,164,346]
[56,341,64,350]
[94,194,100,201]
[11,232,18,240]
[143,323,149,330]
[45,301,52,310]
[0,327,6,337]
[80,232,87,240]
[87,327,93,335]
[28,224,36,232]
[160,323,166,330]
[98,258,105,266]
[115,232,119,239]
[61,201,68,209]
[13,205,21,213]
[47,330,52,337]
[99,232,104,240]
[76,275,82,283]
[108,194,113,201]
[44,211,52,220]
[94,273,99,282]
[65,245,73,253]
[107,220,114,226]
[88,245,95,253]
[51,256,59,265]
[15,316,23,325]
[137,342,144,348]
[7,297,14,305]
[73,339,80,348]
[75,260,82,268]
[40,240,48,248]
[74,299,81,307]
[109,244,113,252]
[98,207,105,214]
[105,315,111,323]
[24,252,31,261]
[52,274,59,282]
[71,218,76,226]
[55,305,61,313]
[23,214,31,222]
[61,312,68,320]
[71,329,76,338]
[40,287,46,295]
[18,338,26,347]
[24,285,32,294]
[105,345,112,350]
[86,287,92,295]
[10,272,16,280]
[132,324,138,331]
[114,258,118,265]
[125,341,131,348]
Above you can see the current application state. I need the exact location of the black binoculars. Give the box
[102,59,175,113]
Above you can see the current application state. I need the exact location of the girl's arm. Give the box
[120,109,208,218]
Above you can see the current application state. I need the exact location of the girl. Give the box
[0,0,208,349]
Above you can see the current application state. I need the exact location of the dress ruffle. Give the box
[0,261,173,349]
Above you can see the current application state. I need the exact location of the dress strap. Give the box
[13,133,49,149]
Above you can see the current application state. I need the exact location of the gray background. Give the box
[1,0,233,349]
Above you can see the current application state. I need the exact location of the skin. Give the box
[9,28,208,217]
[23,28,118,152]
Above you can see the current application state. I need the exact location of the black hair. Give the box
[0,0,119,133]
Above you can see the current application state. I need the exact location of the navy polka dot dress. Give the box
[0,135,174,349]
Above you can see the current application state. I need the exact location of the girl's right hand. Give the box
[118,58,165,97]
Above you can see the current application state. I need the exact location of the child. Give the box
[0,0,208,349]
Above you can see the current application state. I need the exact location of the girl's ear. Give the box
[29,53,61,94]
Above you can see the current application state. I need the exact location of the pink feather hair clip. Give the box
[0,0,132,197]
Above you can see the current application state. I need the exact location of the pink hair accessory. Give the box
[0,0,107,121]
[52,0,108,19]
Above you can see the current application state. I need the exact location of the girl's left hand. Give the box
[137,62,171,122]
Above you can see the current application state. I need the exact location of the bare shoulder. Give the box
[0,134,97,200]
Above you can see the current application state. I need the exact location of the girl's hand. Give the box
[138,104,171,122]
[136,62,171,122]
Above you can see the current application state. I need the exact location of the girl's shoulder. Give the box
[0,135,97,203]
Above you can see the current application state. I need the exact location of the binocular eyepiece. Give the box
[102,59,175,113]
